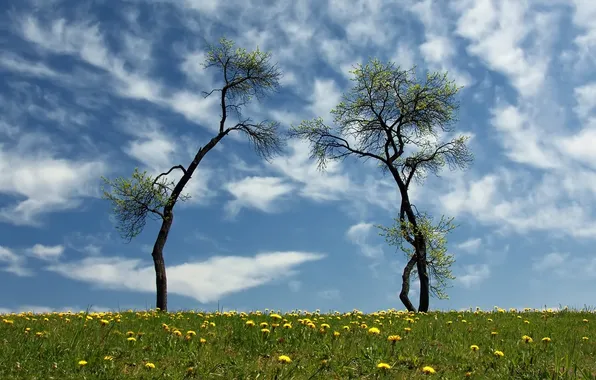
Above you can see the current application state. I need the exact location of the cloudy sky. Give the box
[1,0,595,314]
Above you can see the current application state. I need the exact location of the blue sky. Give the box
[1,0,596,314]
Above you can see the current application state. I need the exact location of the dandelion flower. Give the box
[261,328,270,334]
[583,319,589,323]
[422,366,436,374]
[270,313,282,320]
[283,323,292,329]
[493,350,504,358]
[145,362,155,369]
[542,337,551,343]
[78,360,88,366]
[245,320,255,327]
[278,355,292,364]
[260,322,269,328]
[582,336,589,341]
[404,327,412,333]
[388,335,402,342]
[470,345,479,352]
[199,338,207,344]
[521,335,533,343]
[377,362,391,369]
[368,327,381,335]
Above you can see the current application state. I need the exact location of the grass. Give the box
[1,307,596,379]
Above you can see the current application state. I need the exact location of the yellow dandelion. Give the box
[542,337,551,343]
[270,313,282,320]
[104,356,114,361]
[521,335,533,343]
[245,320,255,327]
[368,327,381,335]
[388,335,402,342]
[278,355,292,364]
[343,325,350,331]
[582,336,589,341]
[491,331,498,337]
[377,362,391,369]
[78,360,88,366]
[404,327,412,333]
[261,328,270,334]
[260,322,269,328]
[583,319,589,323]
[199,338,207,343]
[493,350,504,358]
[470,345,479,352]
[127,337,136,342]
[145,362,155,369]
[422,366,436,374]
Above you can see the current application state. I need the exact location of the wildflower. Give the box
[283,323,292,329]
[261,328,270,334]
[245,320,255,327]
[78,360,88,366]
[260,322,269,328]
[404,327,412,333]
[422,366,436,374]
[542,337,551,343]
[126,331,135,337]
[3,319,14,325]
[388,335,402,342]
[583,319,589,323]
[100,319,109,326]
[582,336,589,341]
[491,331,498,337]
[377,362,391,369]
[521,335,533,343]
[343,325,350,331]
[368,327,381,335]
[145,362,155,369]
[446,321,453,325]
[487,318,493,322]
[173,330,182,337]
[278,355,292,364]
[333,331,340,338]
[470,345,479,352]
[270,313,282,320]
[127,337,136,342]
[104,356,114,361]
[187,330,196,336]
[199,338,207,343]
[493,350,504,358]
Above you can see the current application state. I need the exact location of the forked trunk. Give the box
[152,210,173,311]
[400,254,418,312]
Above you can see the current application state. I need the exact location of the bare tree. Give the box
[289,58,472,312]
[102,38,284,311]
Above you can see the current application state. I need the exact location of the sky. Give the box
[1,0,595,314]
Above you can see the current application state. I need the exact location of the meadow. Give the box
[1,307,595,379]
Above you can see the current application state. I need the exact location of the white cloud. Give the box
[574,83,596,120]
[346,222,384,259]
[0,134,107,226]
[26,244,64,261]
[308,78,342,122]
[0,246,32,277]
[456,238,482,254]
[0,305,112,315]
[457,264,490,288]
[451,0,555,97]
[224,176,294,217]
[532,252,596,279]
[46,251,326,303]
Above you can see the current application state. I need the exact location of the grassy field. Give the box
[1,307,595,379]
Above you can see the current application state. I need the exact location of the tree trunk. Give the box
[387,165,431,313]
[149,130,230,312]
[400,254,418,312]
[151,210,173,311]
[415,238,430,312]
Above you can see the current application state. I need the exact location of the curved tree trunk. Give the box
[400,254,418,312]
[152,210,173,311]
[150,131,230,312]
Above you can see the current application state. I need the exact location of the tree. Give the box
[377,213,456,310]
[102,38,284,312]
[289,58,472,312]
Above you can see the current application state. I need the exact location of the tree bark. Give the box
[152,211,172,311]
[149,131,229,312]
[400,254,418,312]
[415,237,430,312]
